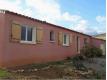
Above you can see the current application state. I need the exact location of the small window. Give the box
[64,34,67,44]
[21,26,36,44]
[21,26,32,41]
[63,33,69,46]
[50,31,55,41]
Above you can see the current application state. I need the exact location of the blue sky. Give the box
[60,0,105,19]
[0,0,106,35]
[59,0,106,34]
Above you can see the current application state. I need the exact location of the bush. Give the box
[80,45,103,58]
[0,69,10,78]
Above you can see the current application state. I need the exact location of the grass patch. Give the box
[0,69,10,78]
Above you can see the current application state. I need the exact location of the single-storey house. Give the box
[0,10,105,68]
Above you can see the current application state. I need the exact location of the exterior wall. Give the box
[91,38,106,55]
[0,12,5,67]
[0,11,105,67]
[91,38,105,48]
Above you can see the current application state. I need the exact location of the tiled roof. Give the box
[95,33,106,40]
[0,9,105,41]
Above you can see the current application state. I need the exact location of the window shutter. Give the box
[58,32,63,45]
[69,34,72,45]
[32,27,36,43]
[11,23,21,42]
[36,27,43,43]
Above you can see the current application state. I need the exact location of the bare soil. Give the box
[1,58,106,80]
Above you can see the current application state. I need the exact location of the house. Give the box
[0,10,105,68]
[94,33,106,55]
[95,33,106,40]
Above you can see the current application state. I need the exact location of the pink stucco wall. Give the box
[91,38,105,47]
[0,11,105,68]
[0,13,5,67]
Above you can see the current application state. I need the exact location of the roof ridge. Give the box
[1,9,103,39]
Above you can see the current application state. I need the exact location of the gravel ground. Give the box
[82,58,106,79]
[83,58,106,72]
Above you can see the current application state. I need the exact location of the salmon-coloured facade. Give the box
[0,10,105,68]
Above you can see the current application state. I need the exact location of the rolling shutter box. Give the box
[11,23,21,42]
[58,32,63,45]
[36,27,43,43]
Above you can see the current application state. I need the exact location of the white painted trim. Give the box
[20,41,36,44]
[20,26,36,44]
[32,27,36,43]
[63,44,69,46]
[63,33,70,46]
[49,41,55,43]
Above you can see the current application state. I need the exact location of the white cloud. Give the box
[71,19,93,34]
[73,20,88,32]
[0,0,22,13]
[96,16,106,23]
[25,0,62,24]
[95,16,106,33]
[62,12,82,22]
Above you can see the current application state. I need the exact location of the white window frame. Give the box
[20,26,36,44]
[63,33,70,46]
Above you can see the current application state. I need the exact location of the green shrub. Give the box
[0,69,10,78]
[80,45,103,58]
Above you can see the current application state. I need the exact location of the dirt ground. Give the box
[1,57,106,80]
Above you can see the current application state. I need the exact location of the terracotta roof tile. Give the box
[0,9,105,41]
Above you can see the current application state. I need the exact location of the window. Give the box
[11,22,37,44]
[21,26,36,44]
[21,26,26,41]
[64,34,67,44]
[21,26,32,41]
[63,33,70,46]
[50,31,55,41]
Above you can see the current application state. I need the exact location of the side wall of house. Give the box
[3,13,78,67]
[91,38,106,55]
[2,12,104,67]
[0,12,5,67]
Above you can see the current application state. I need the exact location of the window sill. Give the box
[49,41,55,43]
[20,41,36,44]
[63,44,70,47]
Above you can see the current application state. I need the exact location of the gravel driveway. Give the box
[83,58,106,74]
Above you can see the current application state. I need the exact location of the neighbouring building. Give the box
[95,33,106,40]
[0,10,106,68]
[95,33,106,55]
